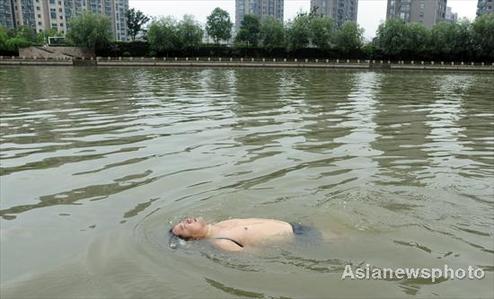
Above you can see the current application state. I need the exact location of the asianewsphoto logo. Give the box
[341,264,485,282]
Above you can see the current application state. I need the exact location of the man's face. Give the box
[172,217,207,239]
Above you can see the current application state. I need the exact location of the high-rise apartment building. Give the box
[235,0,284,29]
[477,0,494,16]
[310,0,358,27]
[445,6,457,22]
[0,0,128,41]
[386,0,447,28]
[0,0,16,29]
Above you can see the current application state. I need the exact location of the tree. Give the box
[0,26,34,52]
[259,17,285,49]
[405,22,430,57]
[309,5,322,17]
[177,15,203,49]
[429,21,472,60]
[36,28,60,45]
[286,12,312,49]
[375,19,410,57]
[0,27,9,51]
[147,17,180,54]
[334,21,364,54]
[471,13,494,60]
[14,26,37,43]
[375,19,434,59]
[126,8,150,41]
[66,11,112,48]
[206,7,232,44]
[235,14,260,47]
[452,20,474,60]
[310,16,334,49]
[5,37,31,51]
[431,22,458,58]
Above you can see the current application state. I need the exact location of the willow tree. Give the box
[310,16,335,49]
[66,11,112,48]
[147,17,179,54]
[177,15,203,49]
[259,17,285,49]
[286,13,312,49]
[472,13,494,60]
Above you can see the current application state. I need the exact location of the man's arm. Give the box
[211,239,244,252]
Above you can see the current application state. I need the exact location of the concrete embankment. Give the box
[0,58,72,66]
[18,46,94,60]
[1,57,493,72]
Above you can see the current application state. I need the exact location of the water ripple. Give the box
[1,67,493,298]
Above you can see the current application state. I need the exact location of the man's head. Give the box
[170,217,209,240]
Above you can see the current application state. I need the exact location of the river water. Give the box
[0,66,493,298]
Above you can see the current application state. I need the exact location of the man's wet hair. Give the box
[168,227,190,249]
[169,228,192,241]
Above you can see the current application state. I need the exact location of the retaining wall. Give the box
[1,57,493,72]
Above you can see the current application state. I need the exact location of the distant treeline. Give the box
[1,8,493,62]
[96,42,368,60]
[98,10,494,62]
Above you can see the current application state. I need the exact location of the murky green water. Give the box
[0,66,493,298]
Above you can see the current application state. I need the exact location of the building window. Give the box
[420,2,425,9]
[36,6,40,10]
[60,16,63,19]
[38,21,42,25]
